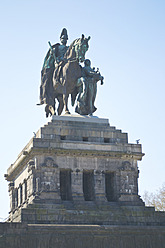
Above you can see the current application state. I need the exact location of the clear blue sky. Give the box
[0,0,165,219]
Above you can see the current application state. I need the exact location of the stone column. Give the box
[94,170,107,202]
[15,188,18,208]
[53,168,61,201]
[27,160,36,198]
[27,170,36,206]
[8,182,15,212]
[36,177,40,193]
[71,169,84,201]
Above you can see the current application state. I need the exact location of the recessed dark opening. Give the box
[104,138,110,143]
[19,184,22,204]
[61,135,66,140]
[24,180,27,201]
[83,170,95,201]
[60,170,72,201]
[83,137,88,142]
[105,172,116,201]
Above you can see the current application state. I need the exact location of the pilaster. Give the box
[71,169,84,201]
[94,170,107,201]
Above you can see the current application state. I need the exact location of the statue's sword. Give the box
[48,41,63,86]
[48,41,56,60]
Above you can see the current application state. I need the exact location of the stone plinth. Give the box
[4,115,165,228]
[0,223,165,248]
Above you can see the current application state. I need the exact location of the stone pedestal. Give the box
[4,115,165,227]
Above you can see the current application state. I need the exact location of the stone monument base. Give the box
[4,115,165,247]
[9,200,165,226]
[0,223,165,248]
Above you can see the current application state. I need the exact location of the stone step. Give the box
[27,201,121,211]
[20,206,165,226]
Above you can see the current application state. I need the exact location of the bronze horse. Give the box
[47,35,90,116]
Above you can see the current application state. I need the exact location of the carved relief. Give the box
[119,161,137,194]
[28,160,35,172]
[41,182,51,191]
[120,161,135,171]
[41,157,58,168]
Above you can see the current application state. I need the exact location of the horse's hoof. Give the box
[65,111,71,115]
[49,105,55,116]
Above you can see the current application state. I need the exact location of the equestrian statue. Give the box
[38,28,104,117]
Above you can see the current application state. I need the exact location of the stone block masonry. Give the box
[2,115,165,247]
[5,115,147,224]
[0,223,165,248]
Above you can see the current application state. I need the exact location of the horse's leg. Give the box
[48,102,55,116]
[53,97,56,115]
[45,104,51,118]
[57,95,64,115]
[63,93,70,114]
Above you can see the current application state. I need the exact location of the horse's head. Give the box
[74,34,90,63]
